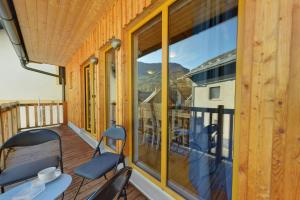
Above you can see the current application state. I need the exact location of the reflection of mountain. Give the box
[138,62,191,103]
[138,62,189,89]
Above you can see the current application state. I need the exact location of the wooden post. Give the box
[12,107,18,134]
[57,103,60,124]
[50,102,54,125]
[9,109,14,137]
[0,106,4,169]
[25,105,30,128]
[16,102,21,131]
[63,102,68,125]
[42,105,46,126]
[0,106,4,146]
[34,105,38,127]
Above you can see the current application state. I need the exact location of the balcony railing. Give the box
[0,101,66,145]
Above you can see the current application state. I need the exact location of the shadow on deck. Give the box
[6,125,147,200]
[54,125,147,200]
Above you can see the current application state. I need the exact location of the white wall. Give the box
[0,30,62,102]
[193,80,235,109]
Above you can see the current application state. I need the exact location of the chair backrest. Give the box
[1,129,61,150]
[102,125,126,141]
[0,128,63,173]
[88,167,132,200]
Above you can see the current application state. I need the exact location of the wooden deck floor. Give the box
[52,125,147,200]
[6,125,147,200]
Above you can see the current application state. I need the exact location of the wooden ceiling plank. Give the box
[25,0,38,61]
[36,0,48,63]
[13,0,33,61]
[13,0,117,65]
[56,0,94,64]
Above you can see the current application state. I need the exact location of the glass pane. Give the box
[105,48,117,150]
[209,87,220,100]
[84,66,91,131]
[167,0,237,199]
[132,14,162,179]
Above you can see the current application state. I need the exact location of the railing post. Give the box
[34,104,38,127]
[0,106,4,169]
[42,104,46,126]
[25,105,30,128]
[216,105,224,165]
[17,102,21,131]
[0,106,4,146]
[50,101,54,125]
[9,108,13,137]
[63,102,68,125]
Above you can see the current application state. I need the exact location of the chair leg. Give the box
[74,177,85,200]
[123,188,127,200]
[118,188,127,200]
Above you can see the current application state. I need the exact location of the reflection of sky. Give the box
[138,17,237,70]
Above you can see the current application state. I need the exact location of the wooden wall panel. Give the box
[65,0,155,146]
[235,0,300,199]
[65,0,300,198]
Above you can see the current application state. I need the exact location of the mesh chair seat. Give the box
[74,152,120,180]
[0,155,59,186]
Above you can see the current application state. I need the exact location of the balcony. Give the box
[0,102,146,200]
[1,0,300,199]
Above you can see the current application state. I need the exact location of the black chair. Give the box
[74,125,126,199]
[87,167,132,200]
[0,129,63,193]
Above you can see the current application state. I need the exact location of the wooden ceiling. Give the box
[13,0,115,66]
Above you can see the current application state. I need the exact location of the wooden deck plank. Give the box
[5,125,146,200]
[50,125,147,200]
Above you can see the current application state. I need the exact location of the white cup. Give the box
[38,167,57,182]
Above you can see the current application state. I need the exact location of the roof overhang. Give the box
[5,0,115,66]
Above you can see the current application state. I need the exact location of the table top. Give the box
[0,174,72,200]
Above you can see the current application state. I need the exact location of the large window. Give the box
[105,48,117,150]
[131,0,237,199]
[167,0,237,199]
[132,14,162,179]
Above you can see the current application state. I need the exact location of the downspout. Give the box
[0,0,65,101]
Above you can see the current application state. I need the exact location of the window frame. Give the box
[127,0,241,199]
[101,44,120,153]
[209,86,221,100]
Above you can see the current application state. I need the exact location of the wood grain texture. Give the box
[5,125,147,200]
[65,0,154,147]
[13,0,116,66]
[235,0,300,199]
[61,0,300,199]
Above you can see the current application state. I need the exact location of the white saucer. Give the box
[37,170,62,184]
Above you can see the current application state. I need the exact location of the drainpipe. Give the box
[20,60,66,101]
[0,0,65,101]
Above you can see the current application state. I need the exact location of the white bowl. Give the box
[38,167,57,182]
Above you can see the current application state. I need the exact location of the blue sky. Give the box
[138,17,237,70]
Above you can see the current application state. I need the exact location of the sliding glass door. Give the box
[132,14,162,179]
[105,48,117,150]
[131,0,238,199]
[167,0,237,199]
[84,63,96,135]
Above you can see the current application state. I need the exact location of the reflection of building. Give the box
[181,50,236,160]
[184,50,236,110]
